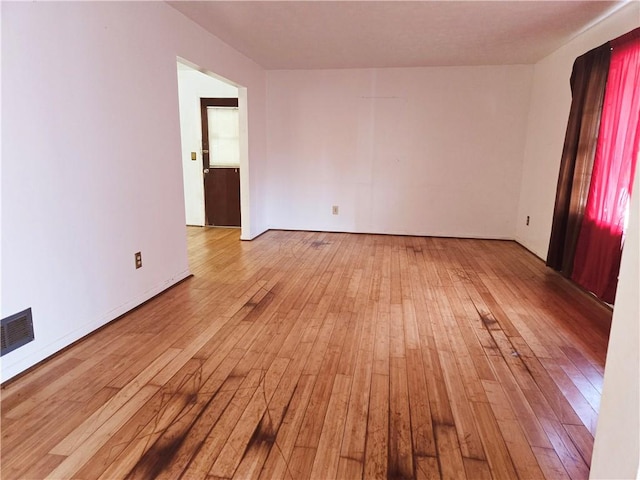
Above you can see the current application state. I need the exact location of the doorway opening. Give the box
[176,59,249,236]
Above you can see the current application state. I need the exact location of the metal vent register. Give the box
[1,308,35,356]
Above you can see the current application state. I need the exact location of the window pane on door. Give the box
[207,107,240,167]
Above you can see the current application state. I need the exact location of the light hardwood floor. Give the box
[1,228,612,479]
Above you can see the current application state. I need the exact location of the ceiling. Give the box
[169,1,626,69]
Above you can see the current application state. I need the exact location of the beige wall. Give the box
[266,65,533,238]
[1,2,268,380]
[590,165,639,479]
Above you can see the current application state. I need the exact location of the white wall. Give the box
[177,66,238,226]
[515,3,640,259]
[1,2,268,381]
[266,66,533,238]
[590,167,639,479]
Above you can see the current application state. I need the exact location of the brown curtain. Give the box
[546,43,611,275]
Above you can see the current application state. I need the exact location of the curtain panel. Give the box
[571,31,640,303]
[547,27,640,304]
[546,44,611,275]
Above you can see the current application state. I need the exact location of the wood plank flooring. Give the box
[1,228,612,479]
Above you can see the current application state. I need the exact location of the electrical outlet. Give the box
[332,205,339,215]
[526,216,530,226]
[135,252,142,269]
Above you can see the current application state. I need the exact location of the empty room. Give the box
[1,1,638,479]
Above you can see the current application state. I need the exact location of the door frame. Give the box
[200,97,240,227]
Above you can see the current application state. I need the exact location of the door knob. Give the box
[203,169,209,174]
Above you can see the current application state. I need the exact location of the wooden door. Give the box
[204,168,241,227]
[200,98,241,227]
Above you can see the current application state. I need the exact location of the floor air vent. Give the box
[1,308,35,356]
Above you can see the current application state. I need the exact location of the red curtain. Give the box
[572,31,640,303]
